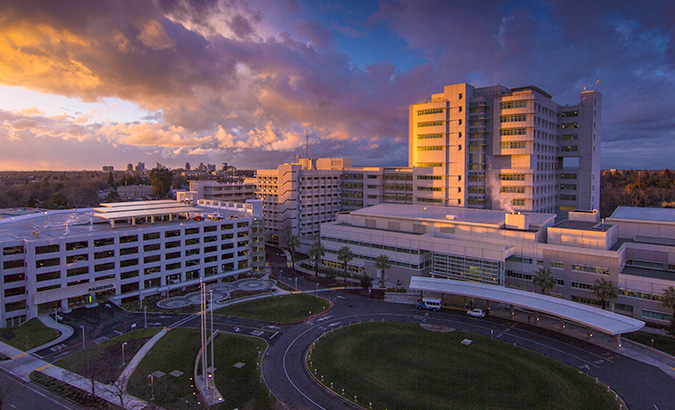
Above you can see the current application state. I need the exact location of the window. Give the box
[164,230,180,237]
[418,121,443,128]
[500,141,526,149]
[561,146,578,152]
[37,271,60,282]
[500,114,527,123]
[185,228,199,235]
[500,101,527,109]
[512,199,525,206]
[561,123,579,129]
[501,186,525,194]
[416,163,443,168]
[560,184,577,190]
[417,186,442,191]
[94,238,114,247]
[500,174,526,181]
[417,146,444,151]
[561,134,578,141]
[165,241,181,249]
[120,247,138,256]
[500,128,526,136]
[36,258,59,268]
[417,175,442,180]
[417,134,443,140]
[143,232,160,240]
[551,261,564,269]
[560,173,577,180]
[67,267,88,277]
[572,264,609,275]
[417,108,443,115]
[561,110,578,118]
[120,259,138,268]
[560,194,577,201]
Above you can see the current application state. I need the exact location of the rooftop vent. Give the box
[505,212,529,231]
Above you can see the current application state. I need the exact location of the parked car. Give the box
[467,308,486,318]
[193,215,204,221]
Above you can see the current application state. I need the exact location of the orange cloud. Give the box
[0,23,102,97]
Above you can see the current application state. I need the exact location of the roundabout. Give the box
[306,321,620,410]
[156,278,276,309]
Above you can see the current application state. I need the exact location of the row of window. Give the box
[417,108,443,116]
[320,236,423,255]
[417,134,444,140]
[501,101,527,109]
[499,174,526,181]
[417,146,444,151]
[418,121,443,128]
[501,186,525,194]
[500,114,527,123]
[500,128,527,136]
[500,141,527,149]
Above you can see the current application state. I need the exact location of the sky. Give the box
[0,0,674,171]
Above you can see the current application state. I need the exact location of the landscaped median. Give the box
[0,318,60,351]
[127,328,277,409]
[308,322,622,410]
[214,293,331,323]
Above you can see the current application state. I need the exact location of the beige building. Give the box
[256,158,347,242]
[409,83,601,217]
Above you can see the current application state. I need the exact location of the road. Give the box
[27,245,675,410]
[0,368,84,410]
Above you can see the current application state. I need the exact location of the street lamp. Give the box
[80,325,85,349]
[144,305,147,328]
[122,342,128,366]
[148,374,155,401]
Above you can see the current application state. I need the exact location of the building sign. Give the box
[33,278,116,305]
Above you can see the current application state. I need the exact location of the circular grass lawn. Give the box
[309,322,620,410]
[214,293,330,323]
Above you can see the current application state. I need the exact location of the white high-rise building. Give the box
[409,83,601,217]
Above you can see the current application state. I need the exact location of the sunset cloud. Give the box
[0,0,674,170]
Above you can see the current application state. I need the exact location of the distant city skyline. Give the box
[1,0,674,171]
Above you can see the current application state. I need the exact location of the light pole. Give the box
[316,283,319,294]
[122,342,127,366]
[144,305,147,328]
[148,374,155,401]
[80,325,85,349]
[295,277,298,290]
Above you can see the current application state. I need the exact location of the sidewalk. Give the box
[0,317,159,410]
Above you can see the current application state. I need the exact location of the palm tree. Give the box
[337,246,354,285]
[592,278,618,310]
[308,241,326,277]
[286,234,300,270]
[375,255,392,288]
[532,267,555,295]
[662,286,675,335]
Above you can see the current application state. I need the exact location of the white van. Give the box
[417,297,442,312]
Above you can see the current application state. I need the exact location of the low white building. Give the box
[0,199,263,328]
[320,204,675,325]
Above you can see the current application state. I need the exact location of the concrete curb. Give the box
[117,328,169,390]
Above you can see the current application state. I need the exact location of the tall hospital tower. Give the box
[409,83,601,217]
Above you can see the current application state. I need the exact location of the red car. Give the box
[193,215,204,221]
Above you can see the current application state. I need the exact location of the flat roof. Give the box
[410,277,645,335]
[352,204,555,229]
[97,200,177,208]
[93,205,198,220]
[551,220,613,232]
[609,206,675,223]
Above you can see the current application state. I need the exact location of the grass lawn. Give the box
[624,331,675,356]
[127,328,276,410]
[56,327,160,384]
[310,322,620,410]
[0,318,60,351]
[214,293,330,323]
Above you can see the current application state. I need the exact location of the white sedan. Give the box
[467,308,486,318]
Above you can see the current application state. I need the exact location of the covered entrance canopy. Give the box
[410,276,645,336]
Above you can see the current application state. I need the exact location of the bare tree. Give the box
[110,373,129,410]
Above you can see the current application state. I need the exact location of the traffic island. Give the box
[307,321,622,410]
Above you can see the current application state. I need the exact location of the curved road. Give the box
[42,246,674,410]
[262,247,675,410]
